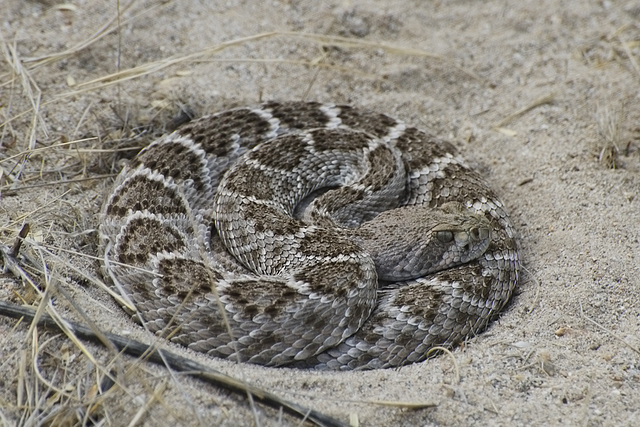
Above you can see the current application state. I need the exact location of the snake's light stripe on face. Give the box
[99,101,520,370]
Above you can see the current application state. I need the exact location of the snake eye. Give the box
[435,230,454,243]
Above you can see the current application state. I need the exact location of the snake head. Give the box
[355,201,493,281]
[432,201,492,265]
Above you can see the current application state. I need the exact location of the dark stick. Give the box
[9,224,30,258]
[0,300,346,427]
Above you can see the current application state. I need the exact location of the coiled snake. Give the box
[99,102,519,370]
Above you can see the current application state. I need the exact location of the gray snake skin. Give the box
[99,101,519,370]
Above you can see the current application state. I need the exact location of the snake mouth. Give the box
[458,226,492,262]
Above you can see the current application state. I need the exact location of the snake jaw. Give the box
[454,225,492,263]
[429,224,491,269]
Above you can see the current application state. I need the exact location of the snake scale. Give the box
[99,101,519,370]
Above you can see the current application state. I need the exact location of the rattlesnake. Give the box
[99,101,519,370]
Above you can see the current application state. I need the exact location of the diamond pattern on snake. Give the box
[99,101,520,370]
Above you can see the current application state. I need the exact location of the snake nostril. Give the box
[480,228,490,240]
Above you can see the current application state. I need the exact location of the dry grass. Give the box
[595,102,625,169]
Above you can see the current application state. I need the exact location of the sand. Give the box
[1,0,639,425]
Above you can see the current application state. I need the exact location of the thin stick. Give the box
[579,302,640,356]
[493,93,556,129]
[0,174,115,196]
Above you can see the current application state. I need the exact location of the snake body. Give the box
[99,101,519,370]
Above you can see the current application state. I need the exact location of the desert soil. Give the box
[1,0,639,426]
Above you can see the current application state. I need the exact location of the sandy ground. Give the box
[1,0,639,425]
